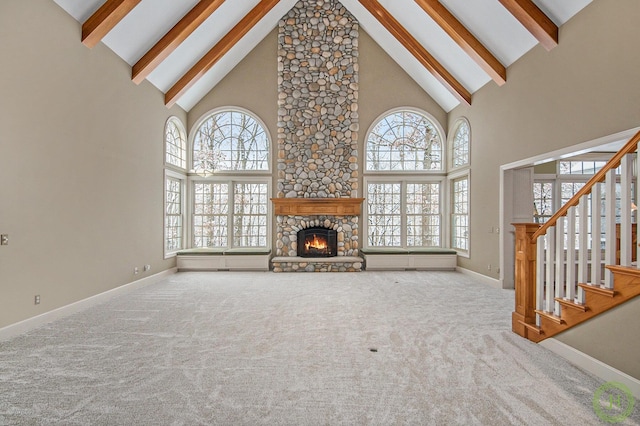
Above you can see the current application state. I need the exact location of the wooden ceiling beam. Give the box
[132,0,227,85]
[165,0,280,108]
[82,0,141,48]
[414,0,506,86]
[358,0,471,105]
[498,0,558,51]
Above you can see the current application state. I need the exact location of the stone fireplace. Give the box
[272,0,362,272]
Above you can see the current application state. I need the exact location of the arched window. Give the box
[364,109,445,248]
[366,110,443,171]
[192,110,269,174]
[163,117,187,257]
[164,117,186,170]
[450,118,470,169]
[190,108,271,249]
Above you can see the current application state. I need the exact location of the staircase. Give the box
[512,130,640,343]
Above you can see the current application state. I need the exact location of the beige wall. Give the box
[449,0,640,278]
[447,0,640,377]
[0,0,185,328]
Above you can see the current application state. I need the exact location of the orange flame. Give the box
[305,234,327,251]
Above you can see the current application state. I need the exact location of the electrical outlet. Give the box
[0,234,8,245]
[134,267,139,275]
[34,295,40,305]
[496,227,500,234]
[487,264,491,271]
[144,264,151,272]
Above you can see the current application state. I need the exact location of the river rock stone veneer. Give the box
[274,0,361,272]
[276,0,359,199]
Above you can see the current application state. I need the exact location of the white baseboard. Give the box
[540,338,640,399]
[0,268,177,341]
[456,267,503,289]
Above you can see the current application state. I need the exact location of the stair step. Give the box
[555,297,588,312]
[578,283,616,298]
[606,264,640,279]
[535,310,565,324]
[518,320,543,335]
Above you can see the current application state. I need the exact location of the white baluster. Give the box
[536,235,545,326]
[604,169,616,288]
[566,206,576,301]
[591,184,602,286]
[545,226,555,313]
[577,194,588,304]
[620,154,633,266]
[554,219,564,316]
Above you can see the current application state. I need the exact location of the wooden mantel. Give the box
[271,198,364,216]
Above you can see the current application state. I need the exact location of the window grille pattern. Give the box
[193,181,268,248]
[233,183,268,247]
[451,177,469,251]
[193,183,229,247]
[407,183,441,246]
[367,181,442,247]
[533,181,553,224]
[367,183,402,246]
[165,177,183,252]
[193,111,269,173]
[366,111,442,171]
[451,120,470,168]
[165,118,186,169]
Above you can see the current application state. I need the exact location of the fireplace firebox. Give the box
[298,227,337,258]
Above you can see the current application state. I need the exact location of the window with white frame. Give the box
[450,118,470,169]
[366,180,442,247]
[165,174,184,253]
[165,117,187,169]
[365,108,445,248]
[451,176,469,252]
[192,181,268,248]
[192,110,269,173]
[163,117,187,256]
[533,181,554,224]
[190,108,270,249]
[366,110,443,171]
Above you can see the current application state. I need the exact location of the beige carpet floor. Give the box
[0,271,638,425]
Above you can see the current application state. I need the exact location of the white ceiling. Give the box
[51,0,592,112]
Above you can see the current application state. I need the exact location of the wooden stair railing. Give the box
[513,129,640,342]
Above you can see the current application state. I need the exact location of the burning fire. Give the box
[305,234,327,251]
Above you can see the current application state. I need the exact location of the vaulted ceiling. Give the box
[52,0,592,112]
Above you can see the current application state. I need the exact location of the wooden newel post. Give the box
[512,223,541,338]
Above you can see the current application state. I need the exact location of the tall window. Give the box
[165,176,183,252]
[365,109,445,248]
[366,110,443,171]
[450,118,470,169]
[448,118,471,254]
[190,109,270,249]
[451,176,469,251]
[164,117,187,256]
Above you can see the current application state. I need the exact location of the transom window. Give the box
[366,110,443,171]
[451,118,470,169]
[165,117,186,170]
[192,110,269,174]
